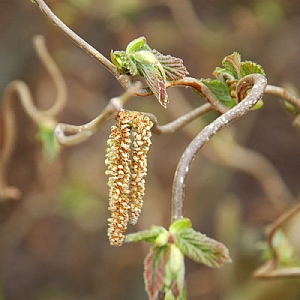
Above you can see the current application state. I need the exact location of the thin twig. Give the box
[145,102,213,134]
[171,74,267,223]
[0,35,67,200]
[266,85,300,111]
[254,202,300,279]
[54,82,142,146]
[32,0,152,96]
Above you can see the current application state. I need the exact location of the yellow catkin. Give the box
[105,110,153,246]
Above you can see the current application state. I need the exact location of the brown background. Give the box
[1,0,300,299]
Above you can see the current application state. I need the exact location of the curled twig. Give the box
[54,82,141,146]
[171,74,268,223]
[254,202,300,279]
[0,35,67,200]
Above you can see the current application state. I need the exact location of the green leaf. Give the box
[201,79,235,107]
[36,120,60,161]
[125,226,167,243]
[126,36,148,54]
[174,228,232,268]
[169,218,191,234]
[241,61,266,77]
[110,36,188,108]
[144,245,170,300]
[222,52,242,79]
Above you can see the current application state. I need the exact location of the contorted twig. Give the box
[54,82,141,146]
[0,35,67,200]
[171,74,268,222]
[254,202,300,279]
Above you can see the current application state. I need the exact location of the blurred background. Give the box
[1,0,300,299]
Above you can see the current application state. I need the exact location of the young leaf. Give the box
[125,226,167,243]
[144,245,170,300]
[222,52,242,79]
[174,228,232,268]
[111,37,188,108]
[201,79,235,107]
[169,218,192,234]
[126,36,148,54]
[241,61,266,77]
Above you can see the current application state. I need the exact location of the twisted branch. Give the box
[54,82,141,146]
[171,74,268,222]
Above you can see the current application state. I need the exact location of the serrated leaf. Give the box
[201,79,235,107]
[144,245,170,300]
[174,228,232,268]
[151,49,189,81]
[125,226,167,243]
[222,52,242,79]
[241,61,266,77]
[169,218,192,234]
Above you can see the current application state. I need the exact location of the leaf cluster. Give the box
[126,218,231,299]
[110,37,188,108]
[201,52,266,108]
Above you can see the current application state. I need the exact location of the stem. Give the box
[33,0,118,77]
[146,102,213,134]
[265,85,300,111]
[54,82,141,146]
[171,74,267,223]
[33,0,151,96]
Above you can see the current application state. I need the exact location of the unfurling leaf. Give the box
[125,226,167,243]
[110,36,188,108]
[169,218,191,234]
[144,246,170,300]
[174,228,232,268]
[222,52,242,79]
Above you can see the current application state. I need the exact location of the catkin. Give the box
[105,110,153,246]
